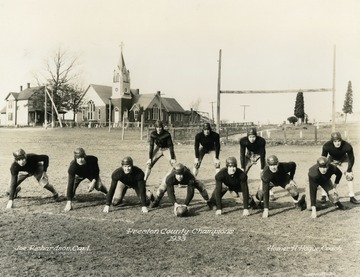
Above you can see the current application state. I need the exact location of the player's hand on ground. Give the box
[170,159,176,165]
[141,206,149,213]
[146,159,152,166]
[345,172,353,181]
[103,205,110,213]
[242,209,250,216]
[41,172,49,181]
[64,201,73,212]
[311,206,317,219]
[173,203,180,215]
[88,180,96,192]
[194,158,200,167]
[6,200,13,209]
[215,209,222,215]
[262,208,269,218]
[215,158,220,167]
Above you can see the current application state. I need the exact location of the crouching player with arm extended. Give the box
[208,157,257,216]
[150,163,210,208]
[308,156,347,219]
[239,127,276,200]
[320,132,359,204]
[103,157,154,214]
[193,122,221,177]
[6,149,61,209]
[64,147,108,212]
[144,120,176,181]
[151,163,210,213]
[259,155,306,218]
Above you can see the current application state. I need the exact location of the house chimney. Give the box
[20,85,23,91]
[27,83,30,89]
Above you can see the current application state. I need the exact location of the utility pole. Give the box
[210,101,215,123]
[216,49,222,133]
[240,105,250,120]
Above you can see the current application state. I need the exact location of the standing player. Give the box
[144,120,176,181]
[193,122,221,176]
[6,149,61,209]
[258,155,306,218]
[320,132,359,204]
[64,147,108,212]
[239,127,276,200]
[308,156,347,218]
[103,156,154,213]
[207,157,257,216]
[150,163,210,209]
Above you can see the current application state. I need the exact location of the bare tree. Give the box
[189,97,201,111]
[33,48,83,123]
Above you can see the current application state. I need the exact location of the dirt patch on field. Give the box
[0,128,359,276]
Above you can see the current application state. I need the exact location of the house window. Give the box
[8,112,13,121]
[87,101,95,120]
[152,104,159,120]
[98,108,101,120]
[134,110,139,121]
[82,109,86,121]
[8,100,14,109]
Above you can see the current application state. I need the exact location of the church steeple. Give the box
[112,42,131,99]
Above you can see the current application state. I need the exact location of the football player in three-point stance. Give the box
[64,148,108,212]
[6,149,61,209]
[207,157,257,216]
[239,127,276,200]
[193,122,221,177]
[150,163,210,212]
[103,156,154,214]
[320,132,359,204]
[258,155,306,218]
[308,156,347,219]
[144,120,176,181]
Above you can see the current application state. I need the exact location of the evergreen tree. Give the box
[342,81,353,123]
[294,91,305,123]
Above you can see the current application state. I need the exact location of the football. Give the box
[175,205,189,217]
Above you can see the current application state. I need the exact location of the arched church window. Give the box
[87,100,95,120]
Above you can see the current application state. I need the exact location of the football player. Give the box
[239,127,276,200]
[6,148,61,209]
[320,132,359,204]
[103,156,153,213]
[64,147,108,212]
[150,163,210,210]
[144,120,176,181]
[207,157,257,216]
[308,156,347,218]
[193,122,221,176]
[258,155,306,218]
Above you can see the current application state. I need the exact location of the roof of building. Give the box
[161,97,184,113]
[0,106,6,113]
[88,84,112,104]
[4,86,43,101]
[132,94,184,113]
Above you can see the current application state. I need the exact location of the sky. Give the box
[0,0,359,124]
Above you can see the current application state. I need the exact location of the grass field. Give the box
[0,126,359,277]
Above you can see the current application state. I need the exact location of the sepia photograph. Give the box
[0,0,359,276]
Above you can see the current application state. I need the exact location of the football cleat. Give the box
[350,197,360,204]
[320,195,327,204]
[206,200,215,210]
[335,202,347,210]
[150,199,160,208]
